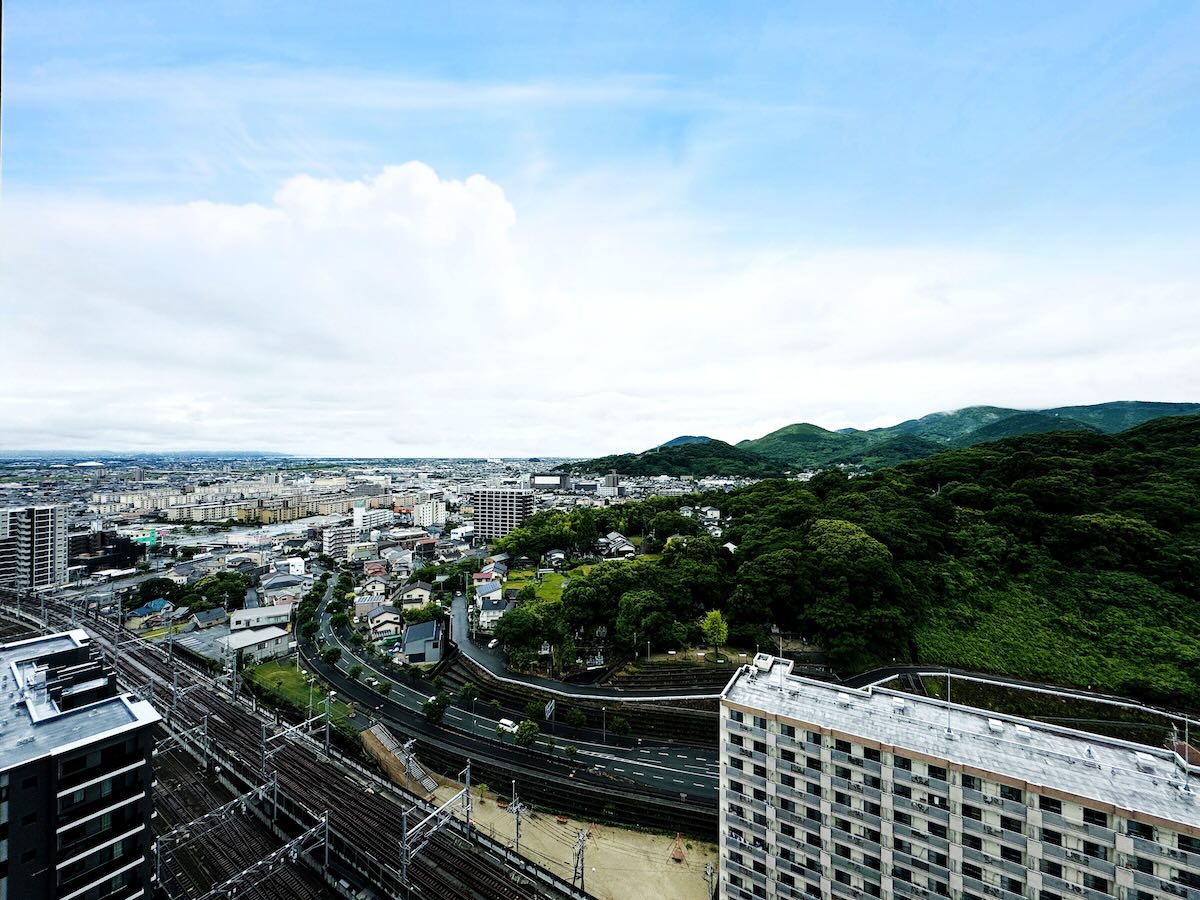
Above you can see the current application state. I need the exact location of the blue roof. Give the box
[193,607,227,623]
[404,619,440,643]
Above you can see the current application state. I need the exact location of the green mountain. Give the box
[561,439,786,478]
[737,422,870,462]
[954,411,1099,445]
[737,401,1200,471]
[1041,400,1200,433]
[659,435,714,448]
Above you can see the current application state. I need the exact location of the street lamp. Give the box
[602,706,607,745]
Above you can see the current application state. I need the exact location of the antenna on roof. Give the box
[945,669,952,737]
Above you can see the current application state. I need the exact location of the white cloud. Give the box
[3,162,1199,456]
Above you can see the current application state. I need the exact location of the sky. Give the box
[2,2,1199,457]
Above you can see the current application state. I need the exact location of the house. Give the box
[191,607,228,629]
[402,619,444,665]
[481,561,508,579]
[722,542,738,554]
[363,560,388,579]
[475,580,503,607]
[367,606,405,637]
[700,506,721,522]
[396,581,433,608]
[272,556,306,576]
[166,563,199,585]
[218,625,290,666]
[230,606,290,631]
[472,570,501,584]
[130,597,173,619]
[355,597,388,619]
[260,573,307,605]
[485,553,510,565]
[478,597,512,630]
[544,549,567,567]
[359,576,390,597]
[598,531,636,559]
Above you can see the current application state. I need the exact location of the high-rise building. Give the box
[720,654,1200,900]
[352,501,393,532]
[412,500,447,528]
[470,488,534,540]
[321,523,359,559]
[0,629,160,900]
[0,505,69,591]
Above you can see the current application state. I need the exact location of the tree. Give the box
[457,682,478,704]
[565,707,587,728]
[348,664,363,680]
[330,613,349,630]
[301,620,319,639]
[321,646,342,665]
[609,715,631,736]
[422,693,450,724]
[525,700,546,721]
[700,609,728,653]
[515,719,540,747]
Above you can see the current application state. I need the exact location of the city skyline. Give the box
[3,3,1200,456]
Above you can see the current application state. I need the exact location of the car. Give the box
[498,718,518,734]
[487,639,499,649]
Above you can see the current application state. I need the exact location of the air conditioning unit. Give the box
[985,826,999,835]
[851,783,864,792]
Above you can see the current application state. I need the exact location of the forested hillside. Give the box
[499,416,1200,708]
[558,439,786,478]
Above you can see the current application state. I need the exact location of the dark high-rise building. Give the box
[0,506,69,591]
[470,488,534,539]
[0,630,160,900]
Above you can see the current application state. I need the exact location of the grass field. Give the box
[246,659,358,725]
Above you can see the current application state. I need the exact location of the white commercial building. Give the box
[720,654,1200,900]
[229,606,291,631]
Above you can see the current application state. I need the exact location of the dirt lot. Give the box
[432,782,717,900]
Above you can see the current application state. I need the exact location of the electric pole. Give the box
[508,780,525,855]
[572,829,587,891]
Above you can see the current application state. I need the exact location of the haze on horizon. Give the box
[2,3,1198,458]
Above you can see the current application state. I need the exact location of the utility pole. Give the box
[572,829,587,892]
[705,862,716,899]
[508,780,525,855]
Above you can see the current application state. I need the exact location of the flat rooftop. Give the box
[724,654,1200,829]
[1,630,160,773]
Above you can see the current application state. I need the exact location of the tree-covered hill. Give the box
[508,416,1200,709]
[736,421,869,463]
[659,435,714,448]
[559,439,786,478]
[952,411,1098,444]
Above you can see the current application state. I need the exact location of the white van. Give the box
[498,718,518,734]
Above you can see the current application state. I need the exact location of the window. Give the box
[835,791,850,806]
[864,748,881,762]
[731,734,744,747]
[1002,878,1024,895]
[1133,857,1153,874]
[962,862,982,879]
[1040,860,1062,878]
[1000,846,1022,863]
[1001,815,1022,833]
[927,765,947,782]
[1042,828,1062,846]
[1082,808,1108,828]
[1000,784,1023,803]
[834,843,852,859]
[1126,821,1153,840]
[729,757,744,771]
[928,823,947,839]
[1081,874,1108,894]
[963,805,982,821]
[780,724,796,739]
[1039,796,1062,814]
[894,755,912,771]
[963,834,982,851]
[865,800,882,817]
[753,741,767,755]
[835,765,852,780]
[962,774,980,791]
[753,765,767,779]
[894,838,911,855]
[834,817,851,833]
[780,749,795,763]
[806,832,821,848]
[894,867,912,883]
[1082,840,1108,861]
[806,756,821,771]
[864,774,881,789]
[835,739,852,754]
[1180,835,1200,854]
[895,785,912,799]
[730,780,744,796]
[834,870,851,886]
[752,716,767,730]
[730,710,744,723]
[806,783,822,798]
[894,811,912,826]
[781,774,795,789]
[807,730,821,745]
[930,850,948,868]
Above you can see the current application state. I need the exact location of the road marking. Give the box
[613,767,625,773]
[653,775,664,780]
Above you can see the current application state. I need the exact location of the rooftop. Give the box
[1,630,160,773]
[724,654,1200,829]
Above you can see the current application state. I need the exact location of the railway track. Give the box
[4,593,577,900]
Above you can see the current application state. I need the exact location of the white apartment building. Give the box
[413,500,448,528]
[0,505,69,591]
[720,654,1200,900]
[322,523,360,558]
[353,502,394,531]
[470,488,533,539]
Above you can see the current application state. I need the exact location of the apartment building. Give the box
[352,503,394,532]
[720,654,1200,900]
[412,500,447,528]
[321,523,360,559]
[0,630,160,900]
[0,505,69,591]
[470,488,533,539]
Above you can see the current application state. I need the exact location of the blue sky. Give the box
[3,2,1199,454]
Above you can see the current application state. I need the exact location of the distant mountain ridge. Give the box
[570,401,1200,477]
[738,401,1200,470]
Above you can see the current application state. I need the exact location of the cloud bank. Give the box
[3,163,1198,456]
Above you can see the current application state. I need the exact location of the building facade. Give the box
[470,488,533,540]
[0,630,160,900]
[720,654,1200,900]
[412,500,447,528]
[0,505,69,591]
